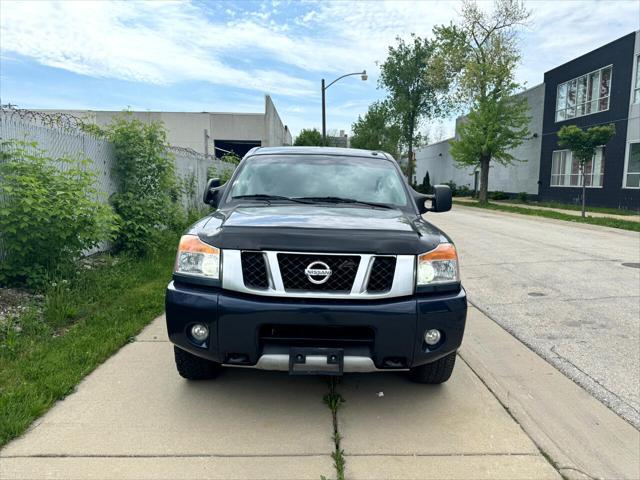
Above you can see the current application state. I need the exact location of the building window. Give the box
[550,148,604,187]
[624,142,640,188]
[634,55,640,104]
[555,66,612,122]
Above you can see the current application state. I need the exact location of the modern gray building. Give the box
[415,30,640,209]
[415,83,545,196]
[40,95,292,158]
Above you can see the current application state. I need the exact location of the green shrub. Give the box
[457,185,473,197]
[419,171,433,194]
[489,190,509,200]
[0,141,117,288]
[517,191,528,202]
[208,164,236,184]
[220,152,241,165]
[106,114,182,255]
[443,180,458,196]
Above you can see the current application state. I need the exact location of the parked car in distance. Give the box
[166,147,467,383]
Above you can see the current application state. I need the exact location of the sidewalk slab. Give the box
[339,357,559,479]
[2,340,332,457]
[345,454,560,480]
[135,314,168,341]
[460,306,640,480]
[339,361,540,456]
[0,456,333,480]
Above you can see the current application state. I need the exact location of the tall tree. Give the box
[350,101,403,158]
[294,128,324,146]
[378,34,450,183]
[557,124,615,217]
[431,0,531,204]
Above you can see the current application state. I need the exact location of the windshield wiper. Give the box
[231,194,313,204]
[293,196,394,209]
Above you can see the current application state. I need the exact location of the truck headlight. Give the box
[417,243,459,285]
[174,235,220,279]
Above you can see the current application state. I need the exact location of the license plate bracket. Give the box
[289,347,344,376]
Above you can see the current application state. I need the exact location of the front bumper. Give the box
[165,281,467,371]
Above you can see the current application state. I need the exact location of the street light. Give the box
[321,70,367,144]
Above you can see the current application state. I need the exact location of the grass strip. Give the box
[456,201,640,232]
[0,236,177,447]
[499,200,639,216]
[322,377,346,480]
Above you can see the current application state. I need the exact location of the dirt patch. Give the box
[0,288,43,327]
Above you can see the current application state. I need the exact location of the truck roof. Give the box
[246,146,393,160]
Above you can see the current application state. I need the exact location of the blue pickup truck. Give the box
[166,146,466,383]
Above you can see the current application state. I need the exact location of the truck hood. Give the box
[195,205,449,255]
[220,205,415,231]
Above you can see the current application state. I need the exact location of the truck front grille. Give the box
[367,257,396,292]
[232,250,414,299]
[277,253,360,291]
[241,252,269,289]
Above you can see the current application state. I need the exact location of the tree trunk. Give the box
[478,156,490,204]
[581,163,587,218]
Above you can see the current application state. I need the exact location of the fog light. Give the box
[424,329,441,346]
[190,324,209,342]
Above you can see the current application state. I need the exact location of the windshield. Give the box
[228,155,408,207]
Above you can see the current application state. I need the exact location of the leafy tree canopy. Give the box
[431,0,530,203]
[449,93,530,167]
[350,101,403,158]
[294,128,324,146]
[557,124,616,164]
[378,34,451,181]
[556,123,616,217]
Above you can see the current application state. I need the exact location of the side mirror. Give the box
[203,178,225,208]
[413,184,452,214]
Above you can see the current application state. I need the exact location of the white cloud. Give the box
[0,0,315,97]
[1,0,638,136]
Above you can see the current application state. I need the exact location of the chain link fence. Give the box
[0,111,236,206]
[0,110,237,257]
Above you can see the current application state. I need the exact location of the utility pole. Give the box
[321,79,326,145]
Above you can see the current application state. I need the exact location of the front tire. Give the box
[174,346,222,380]
[409,352,457,384]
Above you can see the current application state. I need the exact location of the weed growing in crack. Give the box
[323,377,346,480]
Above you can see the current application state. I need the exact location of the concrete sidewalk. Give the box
[1,314,567,480]
[4,309,638,480]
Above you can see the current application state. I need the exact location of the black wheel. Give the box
[409,352,457,384]
[173,346,222,380]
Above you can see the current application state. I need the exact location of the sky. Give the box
[1,0,639,141]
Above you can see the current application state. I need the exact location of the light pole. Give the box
[321,70,367,144]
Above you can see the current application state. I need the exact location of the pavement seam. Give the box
[468,299,640,428]
[549,345,640,416]
[0,454,332,459]
[456,353,565,478]
[342,453,541,457]
[0,452,544,459]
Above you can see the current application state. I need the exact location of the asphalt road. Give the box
[428,206,640,428]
